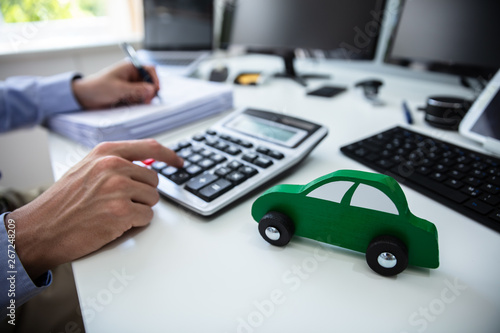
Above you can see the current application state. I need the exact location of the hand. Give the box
[71,61,160,109]
[6,139,183,280]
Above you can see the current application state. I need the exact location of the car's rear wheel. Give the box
[258,211,295,246]
[366,235,408,276]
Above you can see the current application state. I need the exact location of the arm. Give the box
[0,61,160,133]
[2,138,182,310]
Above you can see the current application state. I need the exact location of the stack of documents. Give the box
[47,75,233,147]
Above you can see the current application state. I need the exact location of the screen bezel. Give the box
[459,70,500,144]
[384,0,499,79]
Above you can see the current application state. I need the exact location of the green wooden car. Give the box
[251,170,439,276]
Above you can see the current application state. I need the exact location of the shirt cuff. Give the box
[39,72,83,119]
[1,212,52,316]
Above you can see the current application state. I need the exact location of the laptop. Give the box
[459,69,500,156]
[137,0,214,77]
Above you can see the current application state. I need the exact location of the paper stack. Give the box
[47,75,233,147]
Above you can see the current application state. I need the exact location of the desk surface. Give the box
[48,56,500,333]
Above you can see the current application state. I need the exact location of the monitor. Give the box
[229,0,387,85]
[385,0,500,80]
[143,0,213,51]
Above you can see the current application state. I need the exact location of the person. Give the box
[0,61,184,326]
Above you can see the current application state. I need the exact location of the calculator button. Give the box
[242,153,258,163]
[210,154,227,164]
[177,149,193,159]
[226,171,247,185]
[268,150,284,160]
[169,171,191,185]
[206,129,217,136]
[239,140,253,148]
[160,166,179,177]
[256,146,270,154]
[197,179,233,202]
[200,149,214,157]
[214,141,229,151]
[187,154,204,164]
[185,165,203,177]
[215,166,232,177]
[253,157,273,168]
[185,173,219,193]
[227,160,243,170]
[192,134,205,142]
[198,159,216,170]
[225,146,242,156]
[238,165,258,177]
[152,161,168,171]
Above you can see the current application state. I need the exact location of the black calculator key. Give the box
[238,165,258,177]
[192,134,205,142]
[197,179,233,202]
[225,146,242,156]
[214,142,229,151]
[187,154,204,164]
[161,166,179,177]
[242,153,258,163]
[215,167,232,177]
[185,165,203,177]
[226,171,247,185]
[170,171,191,185]
[227,160,243,170]
[254,157,273,168]
[185,173,218,192]
[206,129,217,136]
[151,161,167,171]
[268,150,284,160]
[210,154,227,164]
[239,140,253,148]
[198,158,216,170]
[256,146,270,154]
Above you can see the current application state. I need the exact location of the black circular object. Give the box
[366,235,409,276]
[422,96,472,130]
[258,211,295,247]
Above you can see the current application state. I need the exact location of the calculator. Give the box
[143,108,328,216]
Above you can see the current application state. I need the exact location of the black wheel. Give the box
[258,211,295,247]
[366,235,408,276]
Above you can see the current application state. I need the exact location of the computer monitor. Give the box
[385,0,500,81]
[143,0,213,50]
[229,0,387,85]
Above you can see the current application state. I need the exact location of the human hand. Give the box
[6,139,183,280]
[72,61,160,109]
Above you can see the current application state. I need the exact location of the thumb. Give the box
[118,82,157,105]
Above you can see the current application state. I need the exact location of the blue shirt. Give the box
[0,72,82,318]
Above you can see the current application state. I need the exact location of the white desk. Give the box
[48,56,500,333]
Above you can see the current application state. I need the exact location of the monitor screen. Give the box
[385,0,500,79]
[230,0,386,60]
[143,0,213,50]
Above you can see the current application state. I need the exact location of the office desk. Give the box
[48,56,500,333]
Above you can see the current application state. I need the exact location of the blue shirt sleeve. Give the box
[0,212,52,319]
[0,72,82,133]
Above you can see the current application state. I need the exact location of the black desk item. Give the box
[307,85,347,98]
[341,126,500,232]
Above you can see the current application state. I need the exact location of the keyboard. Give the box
[142,108,328,216]
[340,126,500,233]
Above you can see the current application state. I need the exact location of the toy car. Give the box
[251,169,439,276]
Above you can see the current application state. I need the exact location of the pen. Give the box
[120,42,161,101]
[402,100,414,125]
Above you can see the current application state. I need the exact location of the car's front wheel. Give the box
[366,235,408,276]
[258,211,295,246]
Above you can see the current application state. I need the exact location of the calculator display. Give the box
[224,114,308,147]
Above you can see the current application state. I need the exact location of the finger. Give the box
[127,162,159,187]
[129,180,160,206]
[116,81,156,105]
[101,139,184,168]
[143,65,160,91]
[129,202,155,227]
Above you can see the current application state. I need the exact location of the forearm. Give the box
[0,212,52,317]
[0,72,82,133]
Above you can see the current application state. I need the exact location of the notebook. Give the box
[138,0,214,77]
[459,69,500,156]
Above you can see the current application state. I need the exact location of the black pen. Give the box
[120,42,161,100]
[402,100,414,125]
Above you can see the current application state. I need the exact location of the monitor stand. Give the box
[274,51,330,86]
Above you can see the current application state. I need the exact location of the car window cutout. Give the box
[350,184,398,214]
[306,181,355,203]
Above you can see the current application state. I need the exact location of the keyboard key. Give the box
[253,157,273,168]
[227,160,243,170]
[197,179,233,201]
[169,171,191,185]
[225,146,242,155]
[214,166,232,177]
[242,153,258,162]
[152,161,168,171]
[185,165,203,177]
[198,159,216,170]
[239,165,258,177]
[226,171,247,185]
[464,199,494,215]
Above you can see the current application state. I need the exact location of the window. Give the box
[0,0,143,54]
[307,181,354,203]
[350,184,398,215]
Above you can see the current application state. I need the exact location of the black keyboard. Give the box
[341,126,500,233]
